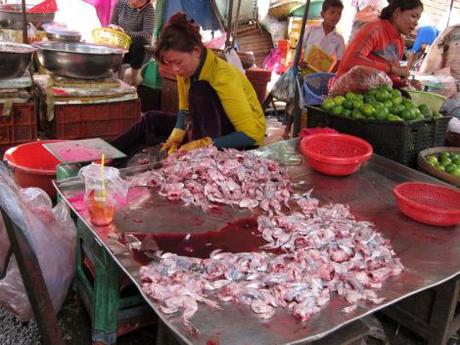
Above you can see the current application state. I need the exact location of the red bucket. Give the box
[393,182,460,227]
[3,140,65,197]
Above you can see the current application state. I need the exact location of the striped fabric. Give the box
[111,0,155,43]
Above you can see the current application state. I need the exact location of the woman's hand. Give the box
[178,137,213,153]
[161,128,186,155]
[108,24,125,33]
[391,65,410,78]
[409,79,423,90]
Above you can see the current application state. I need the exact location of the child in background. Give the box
[283,0,345,139]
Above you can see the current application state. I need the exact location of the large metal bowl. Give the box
[33,41,124,79]
[0,4,55,30]
[0,42,36,79]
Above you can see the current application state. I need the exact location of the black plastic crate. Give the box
[306,105,451,167]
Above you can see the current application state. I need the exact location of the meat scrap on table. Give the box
[126,147,292,216]
[130,147,403,329]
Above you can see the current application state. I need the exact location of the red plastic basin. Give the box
[393,182,460,227]
[3,140,65,197]
[300,133,373,176]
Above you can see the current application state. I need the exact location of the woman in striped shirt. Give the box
[110,0,155,85]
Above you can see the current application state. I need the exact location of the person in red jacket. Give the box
[336,0,423,87]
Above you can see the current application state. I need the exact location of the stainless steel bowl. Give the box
[33,41,124,79]
[46,31,81,42]
[0,4,55,30]
[0,42,36,79]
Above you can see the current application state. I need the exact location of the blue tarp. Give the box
[163,0,220,30]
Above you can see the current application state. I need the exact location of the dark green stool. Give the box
[57,163,157,345]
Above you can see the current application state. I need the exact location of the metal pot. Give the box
[0,42,36,79]
[0,4,55,30]
[33,41,124,79]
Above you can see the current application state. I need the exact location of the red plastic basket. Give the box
[393,182,460,227]
[299,133,373,176]
[27,0,57,13]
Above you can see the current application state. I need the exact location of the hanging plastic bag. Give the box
[224,48,244,72]
[329,66,392,96]
[271,66,297,101]
[263,48,283,72]
[0,164,76,321]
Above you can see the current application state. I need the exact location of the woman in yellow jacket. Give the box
[112,12,266,158]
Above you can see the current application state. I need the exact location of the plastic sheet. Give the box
[0,163,76,321]
[260,15,288,45]
[329,66,392,96]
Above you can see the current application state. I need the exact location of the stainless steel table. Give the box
[54,139,460,345]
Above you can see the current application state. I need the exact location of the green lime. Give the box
[322,99,336,111]
[426,155,438,165]
[364,94,377,104]
[436,163,446,172]
[452,157,460,165]
[418,104,431,116]
[355,94,364,101]
[392,96,403,105]
[334,96,346,106]
[376,90,390,102]
[400,109,415,121]
[440,157,452,166]
[445,164,457,174]
[361,104,375,117]
[440,152,451,161]
[451,168,460,177]
[382,85,393,93]
[332,105,344,115]
[402,99,413,108]
[343,99,354,110]
[342,109,352,117]
[390,104,404,115]
[387,115,404,122]
[391,89,402,98]
[374,106,389,120]
[345,92,355,101]
[415,113,424,120]
[383,100,393,108]
[352,109,365,119]
[353,99,364,110]
[450,153,460,160]
[367,88,377,97]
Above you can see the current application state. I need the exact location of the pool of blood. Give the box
[128,217,276,264]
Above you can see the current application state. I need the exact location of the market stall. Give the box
[0,0,143,153]
[52,139,460,345]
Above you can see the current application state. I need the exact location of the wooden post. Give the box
[21,0,28,44]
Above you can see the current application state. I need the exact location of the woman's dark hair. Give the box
[380,0,423,20]
[322,0,344,12]
[154,12,204,63]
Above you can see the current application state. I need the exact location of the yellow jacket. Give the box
[176,49,266,146]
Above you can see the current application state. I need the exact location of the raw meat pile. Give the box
[140,190,403,329]
[127,147,292,216]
